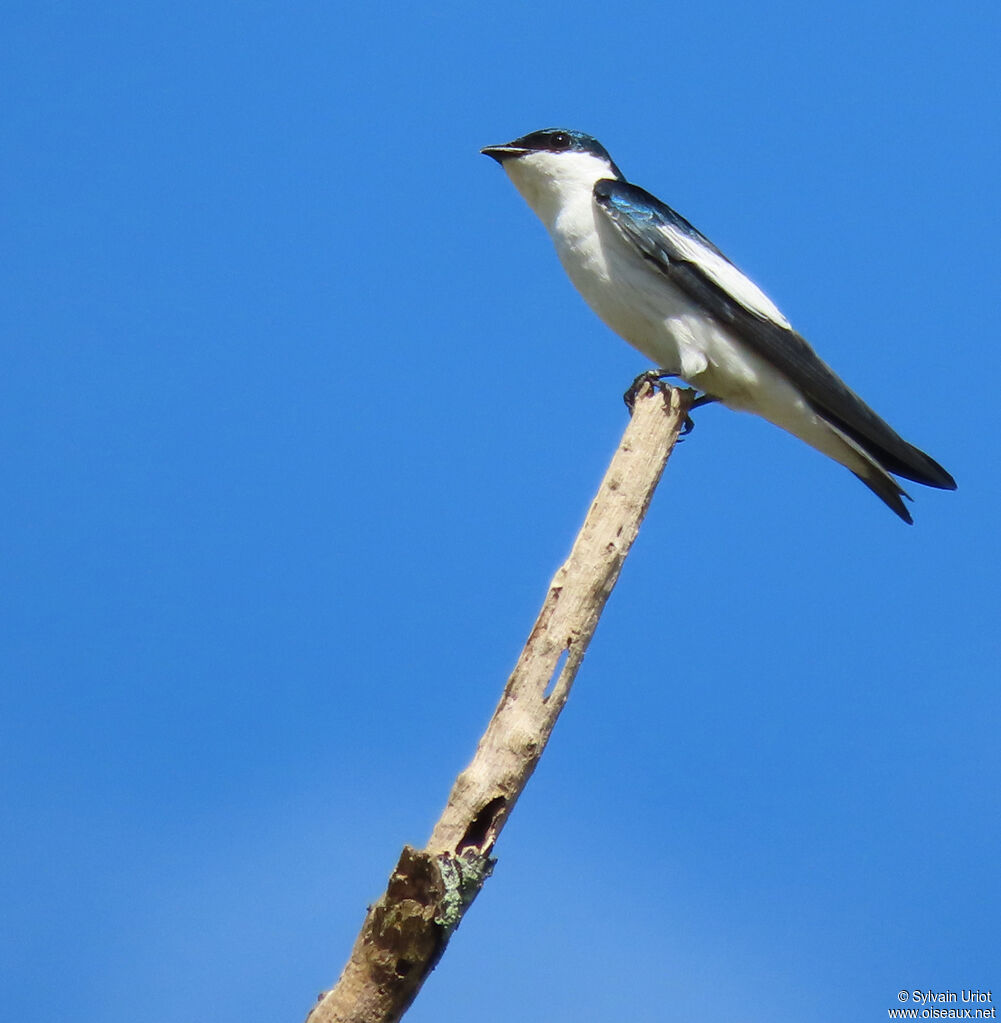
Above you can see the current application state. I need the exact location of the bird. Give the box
[481,128,955,523]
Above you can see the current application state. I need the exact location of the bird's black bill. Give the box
[480,144,529,164]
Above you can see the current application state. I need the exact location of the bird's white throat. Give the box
[503,150,617,231]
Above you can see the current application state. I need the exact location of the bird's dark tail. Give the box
[850,469,913,524]
[822,416,953,524]
[807,397,957,493]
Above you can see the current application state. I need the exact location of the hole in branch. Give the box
[543,646,569,700]
[457,796,506,854]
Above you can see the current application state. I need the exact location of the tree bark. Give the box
[306,383,692,1023]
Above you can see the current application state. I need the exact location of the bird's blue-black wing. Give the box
[593,178,955,490]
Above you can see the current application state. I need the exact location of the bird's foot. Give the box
[623,371,719,437]
[623,368,681,411]
[681,393,719,436]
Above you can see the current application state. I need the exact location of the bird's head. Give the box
[481,129,622,226]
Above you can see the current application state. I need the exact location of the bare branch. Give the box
[306,384,692,1023]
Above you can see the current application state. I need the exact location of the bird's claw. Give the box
[678,393,720,438]
[623,368,679,411]
[623,371,719,441]
[678,393,720,439]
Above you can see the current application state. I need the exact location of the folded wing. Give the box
[593,178,956,491]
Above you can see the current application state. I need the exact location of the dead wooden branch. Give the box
[306,383,692,1023]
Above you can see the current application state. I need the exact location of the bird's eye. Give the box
[550,132,571,150]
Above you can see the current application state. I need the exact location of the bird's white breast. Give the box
[502,149,767,398]
[553,188,719,381]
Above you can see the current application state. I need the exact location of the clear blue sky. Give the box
[3,3,998,1021]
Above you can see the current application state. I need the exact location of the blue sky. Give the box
[3,2,999,1021]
